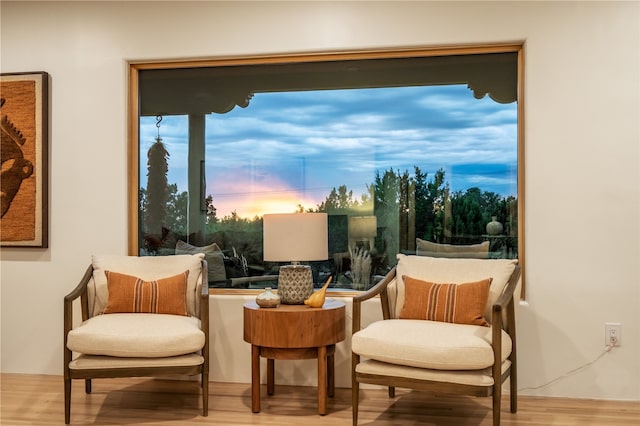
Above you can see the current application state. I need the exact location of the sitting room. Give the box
[1,1,638,425]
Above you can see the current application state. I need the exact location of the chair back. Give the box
[87,254,206,318]
[389,254,518,321]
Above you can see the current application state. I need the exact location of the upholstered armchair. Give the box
[351,254,520,426]
[63,254,210,424]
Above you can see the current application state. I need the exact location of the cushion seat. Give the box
[69,353,204,370]
[356,359,512,386]
[67,313,204,358]
[351,319,512,370]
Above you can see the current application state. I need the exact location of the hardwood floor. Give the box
[1,373,638,425]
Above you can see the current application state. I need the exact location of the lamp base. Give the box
[277,265,313,304]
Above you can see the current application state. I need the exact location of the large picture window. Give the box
[129,45,524,293]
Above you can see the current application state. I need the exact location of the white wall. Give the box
[1,1,638,400]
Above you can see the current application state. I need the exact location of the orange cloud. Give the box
[209,173,321,219]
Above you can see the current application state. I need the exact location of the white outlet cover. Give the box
[605,323,621,346]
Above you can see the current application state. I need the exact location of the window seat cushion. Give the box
[351,319,511,370]
[67,313,204,358]
[415,239,490,259]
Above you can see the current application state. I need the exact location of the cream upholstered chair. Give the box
[63,254,209,424]
[351,254,520,426]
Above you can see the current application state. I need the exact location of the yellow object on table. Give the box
[304,276,332,308]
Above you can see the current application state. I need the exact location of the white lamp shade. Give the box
[263,213,328,262]
[349,216,377,239]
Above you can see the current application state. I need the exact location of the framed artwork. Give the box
[1,71,49,247]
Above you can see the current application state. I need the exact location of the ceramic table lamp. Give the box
[263,213,328,304]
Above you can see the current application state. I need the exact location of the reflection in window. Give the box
[134,49,521,291]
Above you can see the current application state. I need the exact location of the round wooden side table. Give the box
[243,299,346,415]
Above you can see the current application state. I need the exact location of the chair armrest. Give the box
[352,267,396,334]
[64,265,93,326]
[64,265,93,370]
[199,259,209,297]
[64,265,92,304]
[199,259,209,325]
[492,264,521,313]
[352,267,395,304]
[198,259,210,370]
[490,264,520,372]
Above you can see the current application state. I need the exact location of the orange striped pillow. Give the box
[103,270,189,316]
[399,275,492,326]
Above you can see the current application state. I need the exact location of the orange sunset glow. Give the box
[210,175,323,219]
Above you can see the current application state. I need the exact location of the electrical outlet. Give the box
[605,323,621,347]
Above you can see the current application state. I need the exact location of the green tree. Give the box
[139,187,147,215]
[209,211,263,267]
[398,169,412,250]
[449,187,507,242]
[372,168,401,258]
[205,194,218,224]
[164,184,188,236]
[413,167,447,242]
[317,185,361,213]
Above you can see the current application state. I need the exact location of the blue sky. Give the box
[140,85,517,218]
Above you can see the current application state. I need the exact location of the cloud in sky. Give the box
[140,84,517,218]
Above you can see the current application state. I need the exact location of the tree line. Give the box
[140,136,516,263]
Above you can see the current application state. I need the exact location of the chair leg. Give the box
[64,377,71,424]
[492,382,501,426]
[352,381,359,426]
[510,362,518,413]
[202,372,209,416]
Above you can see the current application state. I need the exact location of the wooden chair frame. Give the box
[351,263,521,426]
[63,260,209,424]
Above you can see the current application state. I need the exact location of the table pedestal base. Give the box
[251,344,336,415]
[243,300,345,416]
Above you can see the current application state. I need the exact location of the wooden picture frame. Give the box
[1,71,49,247]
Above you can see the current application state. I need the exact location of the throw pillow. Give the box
[175,240,227,284]
[415,238,489,259]
[103,270,189,316]
[399,275,492,326]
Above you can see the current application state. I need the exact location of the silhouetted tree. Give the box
[372,168,401,258]
[165,184,188,235]
[205,194,217,224]
[317,185,361,213]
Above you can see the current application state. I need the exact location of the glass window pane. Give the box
[134,49,521,292]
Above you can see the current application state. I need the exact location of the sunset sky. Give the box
[140,84,517,218]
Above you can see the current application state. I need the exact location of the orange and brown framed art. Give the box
[1,71,49,247]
